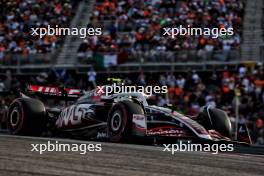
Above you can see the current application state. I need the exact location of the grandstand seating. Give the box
[0,0,80,65]
[78,0,245,64]
[0,0,263,66]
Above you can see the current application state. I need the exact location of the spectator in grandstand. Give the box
[87,67,97,88]
[0,99,8,129]
[166,72,176,87]
[79,0,244,62]
[176,75,185,89]
[254,118,264,145]
[3,70,12,91]
[137,72,146,86]
[0,0,77,64]
[159,74,166,86]
[0,80,5,92]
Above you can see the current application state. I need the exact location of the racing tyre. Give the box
[198,107,232,138]
[7,98,46,135]
[107,101,144,142]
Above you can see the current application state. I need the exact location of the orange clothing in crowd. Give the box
[184,95,190,103]
[255,80,264,87]
[199,38,206,46]
[50,35,57,43]
[103,1,116,11]
[219,0,225,5]
[219,24,225,29]
[222,85,230,93]
[168,87,175,95]
[175,87,183,96]
[144,10,150,17]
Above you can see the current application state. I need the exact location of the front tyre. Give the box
[197,106,232,138]
[107,103,128,142]
[107,101,144,142]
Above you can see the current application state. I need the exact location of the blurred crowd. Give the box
[0,63,263,144]
[0,0,79,64]
[78,0,244,62]
[0,0,247,64]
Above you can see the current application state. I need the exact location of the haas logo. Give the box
[56,104,94,128]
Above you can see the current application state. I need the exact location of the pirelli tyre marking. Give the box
[10,107,20,127]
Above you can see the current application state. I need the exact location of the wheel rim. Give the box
[111,112,122,132]
[10,108,20,127]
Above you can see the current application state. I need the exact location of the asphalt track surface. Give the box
[0,134,264,176]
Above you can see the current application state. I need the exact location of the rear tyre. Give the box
[7,98,46,135]
[107,101,144,142]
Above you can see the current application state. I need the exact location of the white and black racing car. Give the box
[5,85,251,144]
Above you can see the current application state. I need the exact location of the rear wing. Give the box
[27,85,82,98]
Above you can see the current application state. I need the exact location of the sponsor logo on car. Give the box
[56,104,94,128]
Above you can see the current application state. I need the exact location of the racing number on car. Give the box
[56,104,93,128]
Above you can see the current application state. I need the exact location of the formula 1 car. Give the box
[5,85,251,144]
